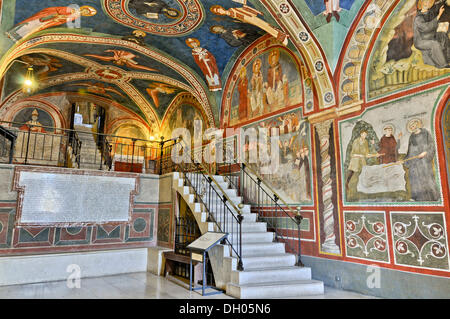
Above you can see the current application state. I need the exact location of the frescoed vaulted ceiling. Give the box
[1,0,448,135]
[0,0,276,131]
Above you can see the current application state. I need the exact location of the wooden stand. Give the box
[163,251,203,285]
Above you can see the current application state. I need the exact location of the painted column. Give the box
[315,119,340,254]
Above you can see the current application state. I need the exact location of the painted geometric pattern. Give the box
[55,227,92,246]
[0,209,15,248]
[344,211,389,262]
[391,212,449,271]
[157,208,171,243]
[14,227,55,247]
[125,209,154,242]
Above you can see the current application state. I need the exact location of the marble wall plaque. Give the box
[17,171,136,224]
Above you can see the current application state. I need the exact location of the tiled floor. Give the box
[0,272,378,299]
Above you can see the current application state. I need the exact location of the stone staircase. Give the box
[173,172,324,299]
[73,125,106,170]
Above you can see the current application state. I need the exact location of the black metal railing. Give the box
[216,136,304,266]
[0,120,179,173]
[239,163,303,266]
[175,140,244,271]
[1,121,81,168]
[175,215,201,256]
[0,124,17,164]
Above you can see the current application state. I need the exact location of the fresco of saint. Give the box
[377,124,402,164]
[185,38,222,92]
[6,6,97,42]
[128,0,181,20]
[249,58,264,117]
[227,46,302,127]
[413,0,450,68]
[18,109,47,133]
[401,118,440,201]
[244,110,311,204]
[324,0,342,23]
[210,25,261,47]
[237,67,248,120]
[265,49,289,112]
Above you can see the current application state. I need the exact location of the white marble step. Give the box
[226,279,324,299]
[209,213,256,223]
[230,266,311,285]
[216,221,267,232]
[240,253,296,270]
[227,231,274,243]
[202,193,243,205]
[231,242,285,257]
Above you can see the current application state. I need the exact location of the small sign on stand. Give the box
[187,231,228,296]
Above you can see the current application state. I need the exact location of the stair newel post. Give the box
[240,163,244,199]
[222,195,227,232]
[273,194,279,241]
[24,126,32,165]
[99,135,104,170]
[130,138,136,172]
[63,131,69,168]
[9,133,16,165]
[78,140,82,169]
[108,143,112,170]
[207,177,212,222]
[159,136,165,175]
[237,211,244,271]
[294,207,304,267]
[257,177,262,221]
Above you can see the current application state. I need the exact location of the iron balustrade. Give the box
[215,137,304,266]
[0,124,17,164]
[175,140,244,271]
[175,215,201,256]
[0,120,179,173]
[238,163,304,266]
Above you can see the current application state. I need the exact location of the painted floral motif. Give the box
[391,212,449,270]
[344,212,389,262]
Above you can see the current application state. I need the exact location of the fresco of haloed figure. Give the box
[242,108,312,205]
[228,48,303,126]
[341,90,443,204]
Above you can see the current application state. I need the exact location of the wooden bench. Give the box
[163,251,204,285]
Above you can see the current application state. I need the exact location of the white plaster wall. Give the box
[0,248,148,286]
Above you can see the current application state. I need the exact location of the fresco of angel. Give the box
[69,82,125,99]
[20,54,63,79]
[84,50,158,72]
[146,82,177,108]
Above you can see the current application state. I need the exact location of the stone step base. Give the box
[226,280,324,299]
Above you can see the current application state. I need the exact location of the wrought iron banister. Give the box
[0,124,17,164]
[238,163,303,266]
[175,139,244,271]
[0,120,179,173]
[217,137,304,266]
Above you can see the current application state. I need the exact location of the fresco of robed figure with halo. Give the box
[228,47,303,127]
